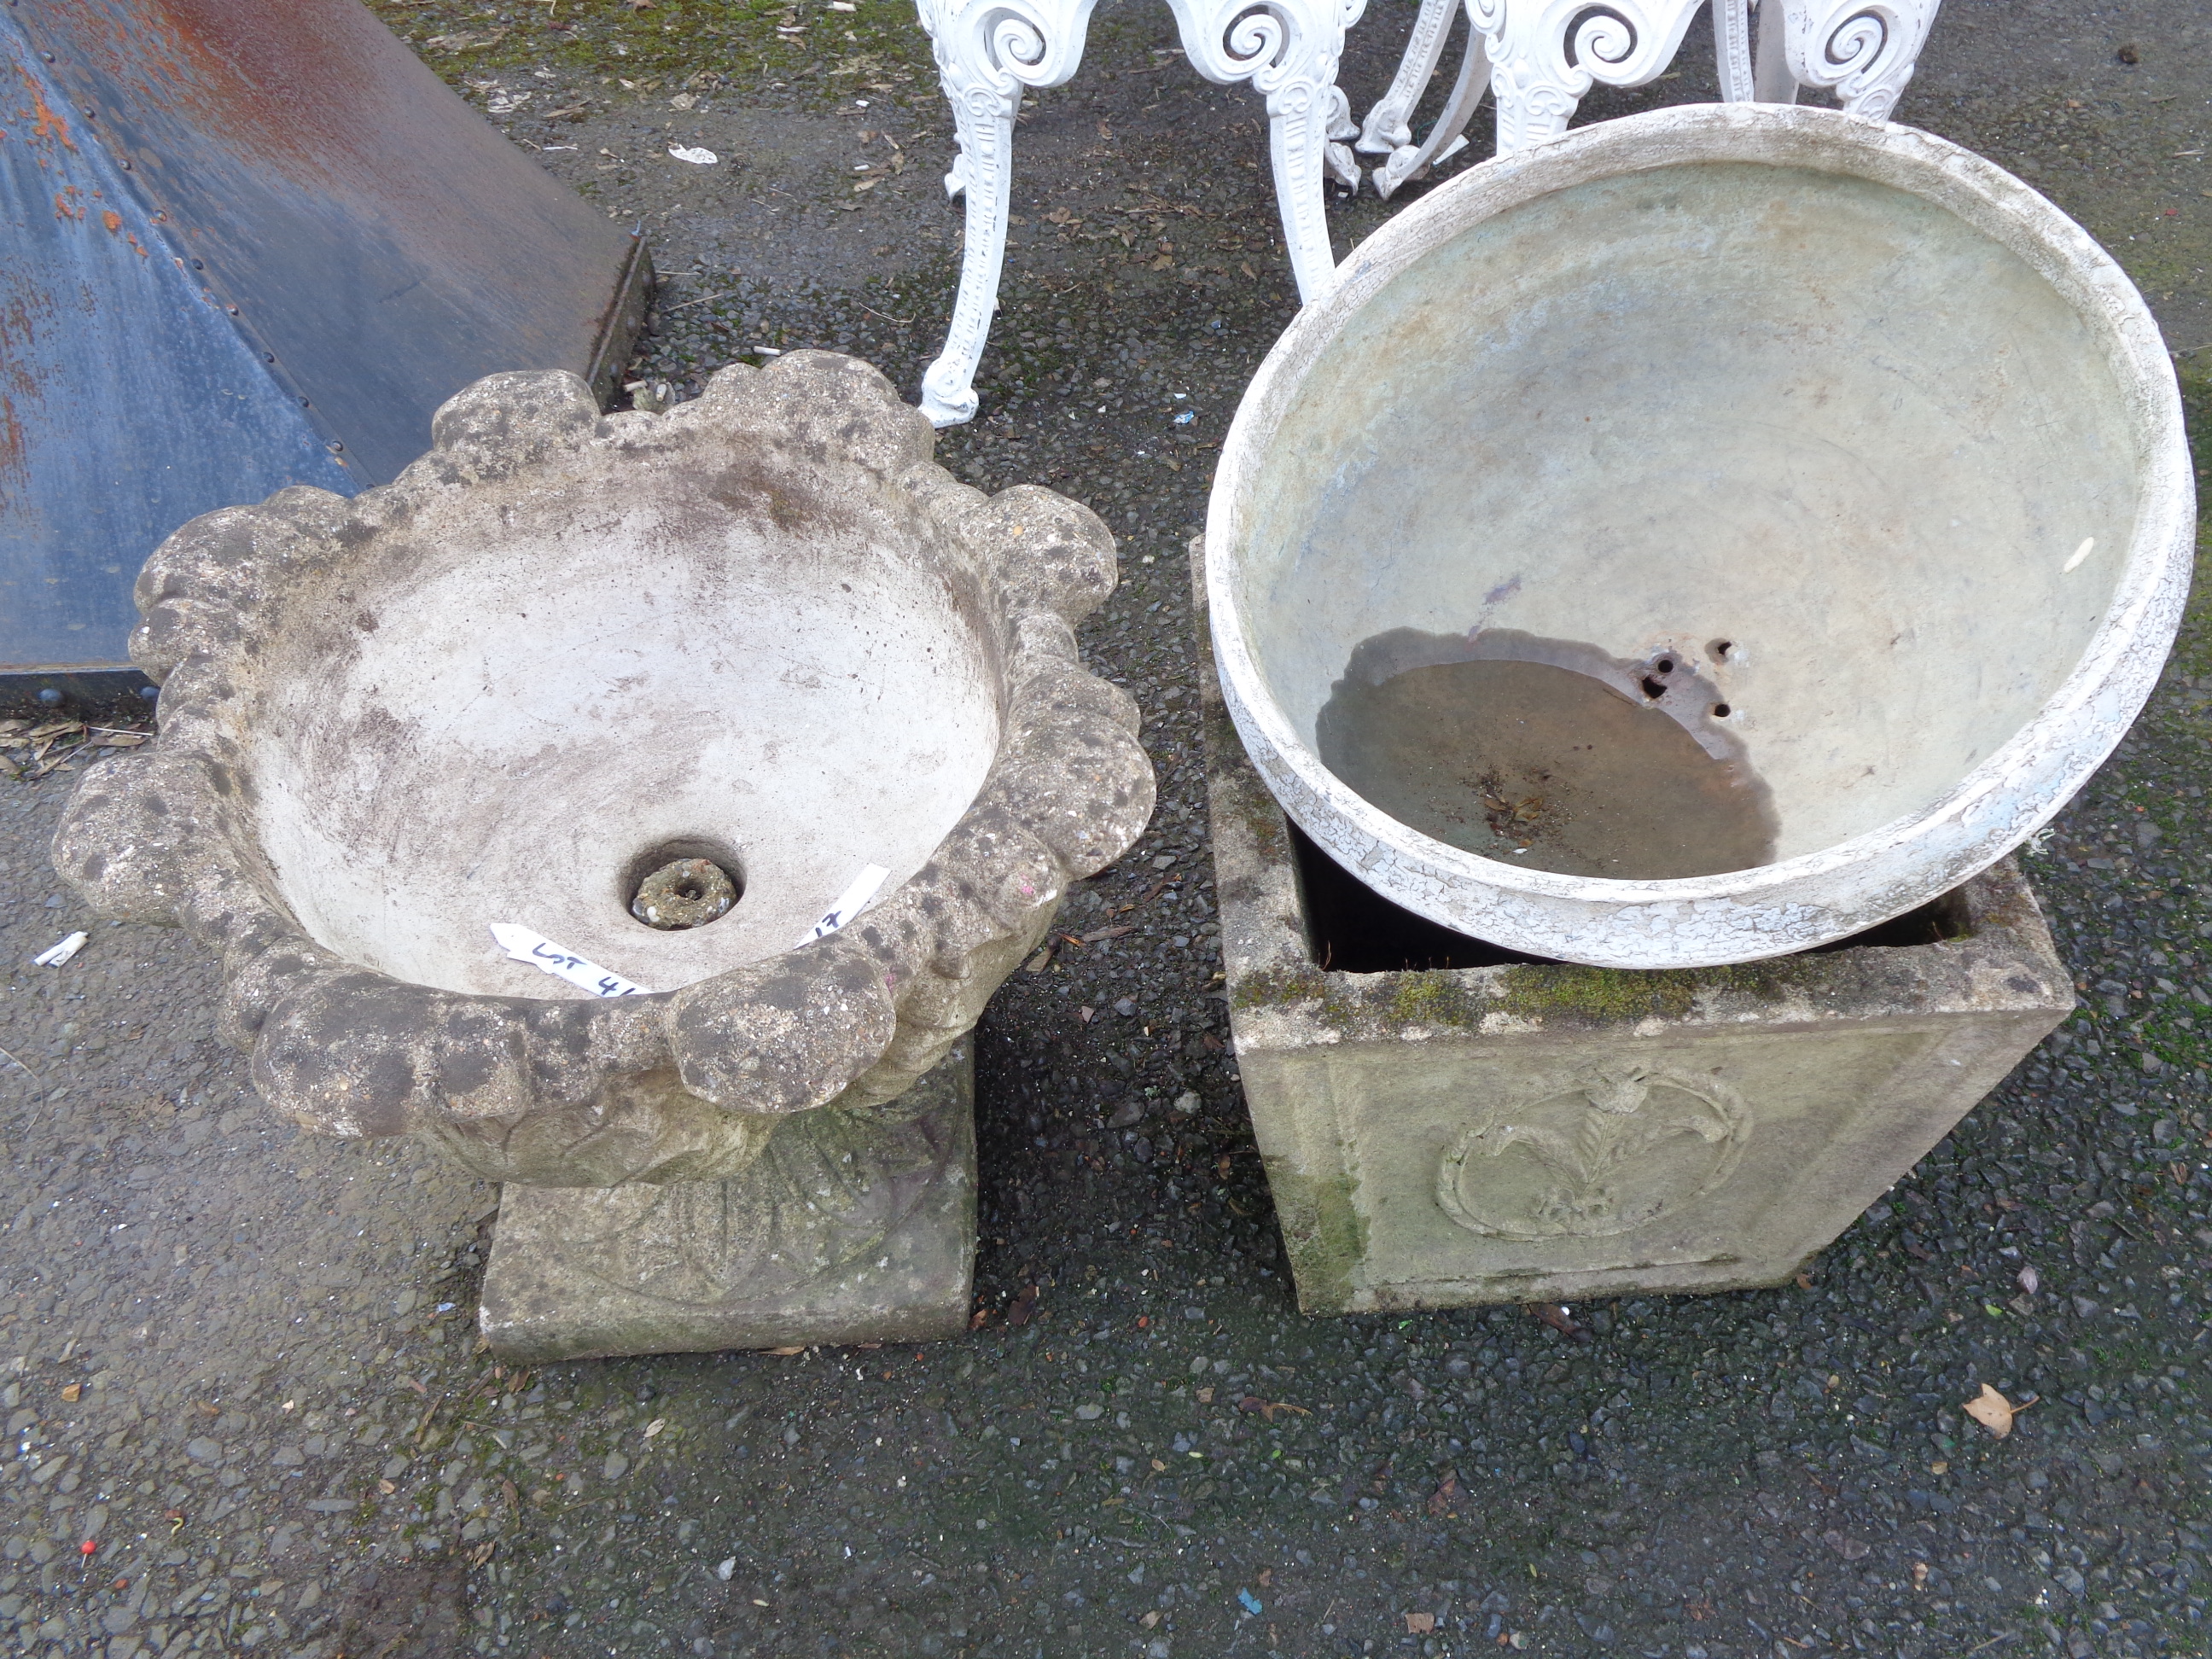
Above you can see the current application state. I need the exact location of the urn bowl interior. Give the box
[1228,150,2153,881]
[247,439,1001,998]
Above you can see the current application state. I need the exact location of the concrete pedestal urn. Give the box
[1195,544,2073,1314]
[52,352,1154,1359]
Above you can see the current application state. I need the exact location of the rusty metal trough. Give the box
[1,0,649,706]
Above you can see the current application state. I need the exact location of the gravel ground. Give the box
[2,1,2209,1656]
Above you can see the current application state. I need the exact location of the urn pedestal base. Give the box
[1194,544,2075,1316]
[479,1045,975,1361]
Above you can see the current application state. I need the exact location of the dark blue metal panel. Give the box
[2,23,352,672]
[0,0,649,684]
[24,0,649,486]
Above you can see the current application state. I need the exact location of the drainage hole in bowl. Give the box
[1639,675,1668,700]
[626,844,744,931]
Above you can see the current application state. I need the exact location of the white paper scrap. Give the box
[801,864,890,946]
[489,923,649,998]
[32,932,87,969]
[668,145,720,166]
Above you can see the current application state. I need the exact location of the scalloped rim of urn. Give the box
[1207,104,2194,969]
[54,353,1155,1170]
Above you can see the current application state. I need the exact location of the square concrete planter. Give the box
[1193,547,2075,1315]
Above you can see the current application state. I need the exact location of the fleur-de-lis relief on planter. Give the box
[914,0,1365,428]
[1435,1066,1751,1239]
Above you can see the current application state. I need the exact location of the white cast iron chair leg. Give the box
[1486,0,1708,154]
[1358,0,1460,155]
[1483,0,1712,154]
[1712,0,1755,101]
[1172,0,1368,303]
[1750,0,1798,102]
[915,0,1100,428]
[1369,11,1491,201]
[1771,0,1941,122]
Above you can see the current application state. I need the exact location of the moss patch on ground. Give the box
[366,0,936,107]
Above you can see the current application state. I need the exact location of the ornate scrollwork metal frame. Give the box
[1356,0,1938,199]
[915,0,1367,427]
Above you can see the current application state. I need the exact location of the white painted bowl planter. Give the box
[55,353,1154,1186]
[1207,105,2193,969]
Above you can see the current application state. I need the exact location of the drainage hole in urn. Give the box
[624,841,745,931]
[1712,702,1732,719]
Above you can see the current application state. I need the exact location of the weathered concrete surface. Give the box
[481,1045,976,1362]
[50,353,1155,1194]
[0,0,2202,1654]
[1197,541,2079,1313]
[1208,105,2195,969]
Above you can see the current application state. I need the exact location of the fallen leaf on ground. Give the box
[768,1344,806,1354]
[1007,1285,1039,1328]
[1426,1473,1459,1516]
[59,1383,80,1403]
[1963,1382,2036,1438]
[1822,1528,1869,1559]
[1405,1612,1436,1633]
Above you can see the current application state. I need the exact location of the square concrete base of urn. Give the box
[1192,545,2075,1317]
[479,1044,975,1360]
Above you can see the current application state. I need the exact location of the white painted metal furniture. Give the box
[1357,0,1941,199]
[914,0,1368,427]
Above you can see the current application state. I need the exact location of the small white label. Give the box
[489,923,649,998]
[32,932,87,968]
[668,145,720,166]
[802,864,891,946]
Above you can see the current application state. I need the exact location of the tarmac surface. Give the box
[1,0,2209,1655]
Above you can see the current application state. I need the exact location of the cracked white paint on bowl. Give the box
[1207,105,2194,969]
